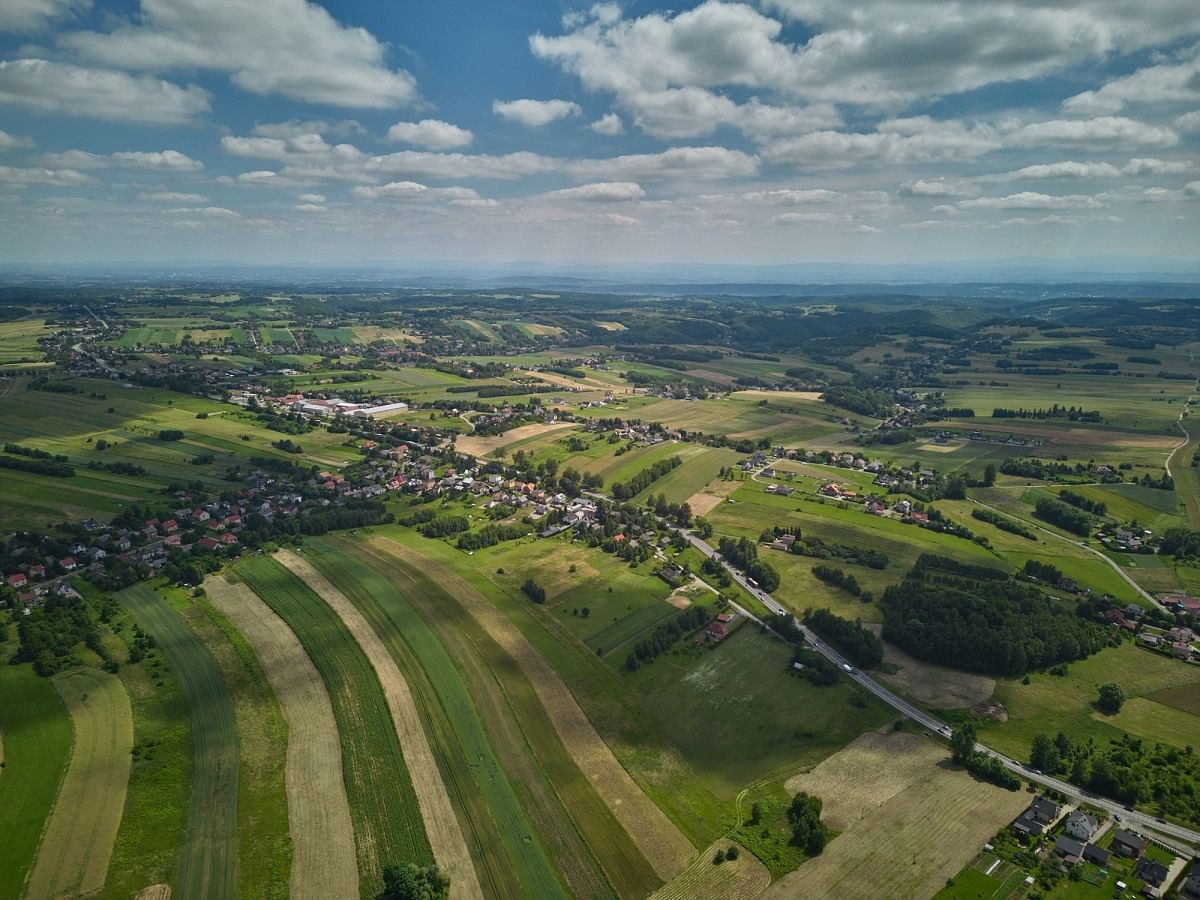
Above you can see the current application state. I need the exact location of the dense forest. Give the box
[880,555,1116,676]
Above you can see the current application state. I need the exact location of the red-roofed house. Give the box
[60,557,78,571]
[704,622,729,642]
[28,564,45,579]
[198,537,221,551]
[218,532,238,545]
[6,573,28,589]
[161,519,179,534]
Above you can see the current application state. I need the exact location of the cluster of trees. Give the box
[801,608,883,667]
[271,438,303,454]
[1136,472,1175,490]
[645,492,693,527]
[1034,496,1093,536]
[157,429,185,441]
[821,384,894,418]
[717,535,780,592]
[1023,559,1065,584]
[1160,526,1200,559]
[765,527,888,569]
[377,863,450,900]
[420,516,470,538]
[611,455,682,501]
[14,594,110,676]
[950,723,1021,790]
[455,523,530,551]
[880,554,1117,676]
[1027,731,1200,825]
[86,460,147,476]
[810,566,872,602]
[787,792,831,855]
[253,410,314,435]
[0,453,74,477]
[971,507,1037,540]
[624,604,711,671]
[521,578,546,603]
[1057,489,1107,516]
[1015,345,1096,361]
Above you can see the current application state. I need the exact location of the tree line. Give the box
[624,604,712,671]
[717,535,781,592]
[610,455,682,500]
[971,507,1037,539]
[802,608,883,667]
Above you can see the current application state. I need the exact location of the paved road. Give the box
[676,528,1200,855]
[966,497,1156,604]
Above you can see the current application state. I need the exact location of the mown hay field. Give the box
[27,667,133,900]
[650,841,769,900]
[768,731,1028,900]
[365,536,697,882]
[352,535,661,900]
[184,593,291,899]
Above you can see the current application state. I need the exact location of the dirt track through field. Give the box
[205,575,358,900]
[26,667,133,900]
[365,537,697,881]
[275,551,483,900]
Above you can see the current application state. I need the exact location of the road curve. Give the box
[677,530,1200,855]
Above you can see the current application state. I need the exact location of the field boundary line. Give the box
[205,575,359,900]
[275,550,484,900]
[364,536,698,881]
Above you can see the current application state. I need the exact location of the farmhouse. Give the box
[6,572,27,589]
[704,622,729,642]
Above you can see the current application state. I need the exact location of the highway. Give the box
[677,527,1200,856]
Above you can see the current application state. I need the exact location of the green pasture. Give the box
[0,649,74,900]
[118,583,239,900]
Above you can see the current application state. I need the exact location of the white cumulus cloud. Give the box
[387,119,474,150]
[493,98,582,126]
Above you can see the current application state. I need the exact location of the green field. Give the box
[303,538,570,900]
[233,555,432,898]
[0,649,74,900]
[184,593,291,899]
[630,625,893,797]
[118,583,239,900]
[980,641,1200,761]
[102,599,194,900]
[354,535,663,900]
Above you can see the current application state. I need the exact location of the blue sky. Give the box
[1,0,1198,269]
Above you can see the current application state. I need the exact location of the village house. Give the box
[1110,828,1147,858]
[1053,836,1085,864]
[1063,811,1098,841]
